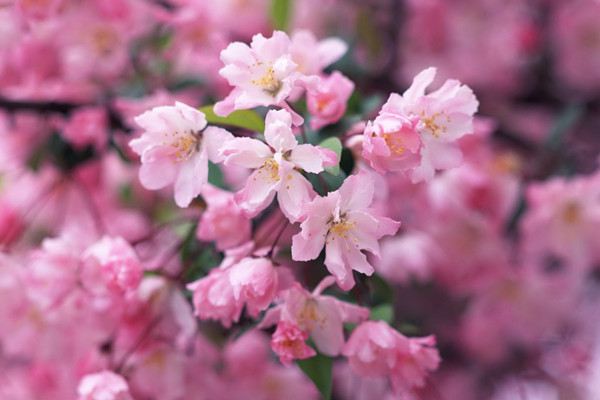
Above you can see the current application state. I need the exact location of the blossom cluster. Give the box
[2,1,600,399]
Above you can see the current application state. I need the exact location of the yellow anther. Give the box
[562,201,581,225]
[382,132,406,155]
[172,134,199,161]
[251,66,282,96]
[259,158,280,182]
[329,219,355,240]
[297,299,323,330]
[420,112,448,138]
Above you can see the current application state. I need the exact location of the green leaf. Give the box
[545,103,583,151]
[367,274,394,305]
[297,353,333,400]
[208,161,227,189]
[370,304,394,324]
[270,0,292,31]
[199,105,264,133]
[319,137,342,176]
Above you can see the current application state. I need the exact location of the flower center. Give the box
[171,132,200,162]
[328,217,355,241]
[252,66,282,96]
[562,201,581,225]
[257,158,280,182]
[420,111,449,138]
[297,299,323,330]
[90,27,119,56]
[382,132,406,155]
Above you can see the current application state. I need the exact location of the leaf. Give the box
[308,170,346,196]
[545,103,583,151]
[367,274,394,305]
[270,0,292,31]
[199,105,264,133]
[370,304,394,324]
[319,137,343,176]
[208,161,227,189]
[297,353,333,400]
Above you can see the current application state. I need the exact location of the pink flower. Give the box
[307,71,354,130]
[196,184,252,251]
[221,109,337,221]
[342,321,440,393]
[271,320,316,365]
[214,31,301,117]
[291,173,400,290]
[81,236,143,295]
[187,257,278,327]
[77,370,132,400]
[289,30,347,76]
[130,101,233,207]
[551,0,600,95]
[520,172,600,271]
[61,107,108,151]
[362,114,421,174]
[260,276,369,356]
[363,67,478,181]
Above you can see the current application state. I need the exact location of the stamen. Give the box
[171,132,199,162]
[256,158,280,182]
[382,132,406,155]
[252,66,282,96]
[420,111,450,138]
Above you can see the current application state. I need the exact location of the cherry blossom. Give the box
[292,173,400,289]
[196,184,252,251]
[81,236,143,295]
[221,109,337,221]
[130,101,233,207]
[214,31,302,118]
[342,321,441,394]
[77,371,132,400]
[271,320,317,365]
[187,257,279,327]
[307,71,354,130]
[260,276,369,356]
[363,67,478,181]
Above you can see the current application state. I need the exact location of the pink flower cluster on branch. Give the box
[121,28,476,395]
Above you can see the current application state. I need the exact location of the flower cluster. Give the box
[2,1,600,399]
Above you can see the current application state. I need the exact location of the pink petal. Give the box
[338,173,375,212]
[203,126,234,163]
[317,37,348,69]
[174,151,208,207]
[310,299,344,356]
[264,109,297,152]
[289,144,327,173]
[221,138,273,169]
[403,67,436,104]
[234,168,279,217]
[291,195,336,261]
[175,101,207,130]
[277,169,315,222]
[324,238,354,290]
[138,159,177,190]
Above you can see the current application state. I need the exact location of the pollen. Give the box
[252,66,282,96]
[382,132,406,155]
[297,300,324,330]
[562,201,582,225]
[90,26,119,56]
[420,112,449,138]
[329,219,355,240]
[171,133,199,162]
[257,158,280,182]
